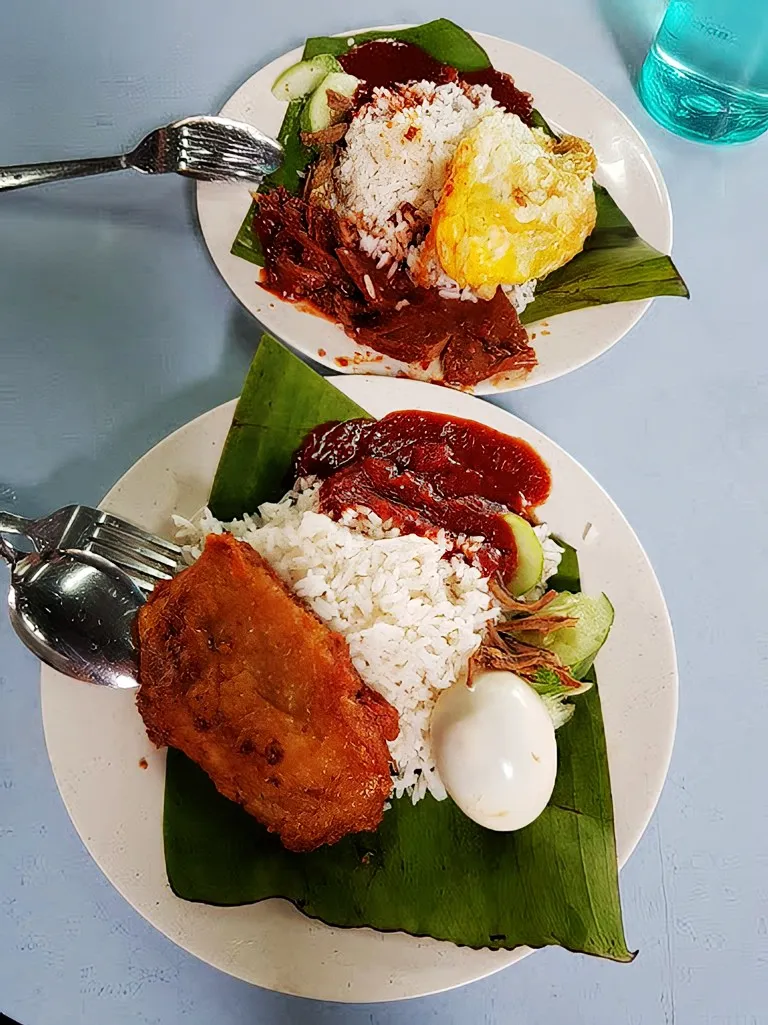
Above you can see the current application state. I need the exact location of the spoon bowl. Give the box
[7,547,144,689]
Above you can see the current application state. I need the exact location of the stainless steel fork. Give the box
[0,505,185,594]
[0,115,283,191]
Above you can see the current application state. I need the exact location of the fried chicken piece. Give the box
[136,533,398,852]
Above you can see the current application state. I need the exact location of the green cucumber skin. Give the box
[305,71,359,132]
[524,593,614,673]
[502,513,544,597]
[272,55,342,101]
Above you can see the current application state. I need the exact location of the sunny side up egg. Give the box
[425,111,598,297]
[431,669,557,831]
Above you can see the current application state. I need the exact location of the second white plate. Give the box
[41,376,677,1001]
[197,26,673,394]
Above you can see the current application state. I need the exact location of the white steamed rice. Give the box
[330,79,537,314]
[173,482,561,803]
[332,80,498,264]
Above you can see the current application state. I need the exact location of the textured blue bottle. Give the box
[638,0,768,144]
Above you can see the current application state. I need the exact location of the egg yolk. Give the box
[426,112,598,296]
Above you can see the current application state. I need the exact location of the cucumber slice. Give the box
[271,55,343,102]
[502,513,544,597]
[305,72,360,132]
[518,592,614,679]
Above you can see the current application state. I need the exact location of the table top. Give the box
[2,0,767,1022]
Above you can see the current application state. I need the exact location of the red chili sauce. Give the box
[338,40,534,124]
[295,411,551,578]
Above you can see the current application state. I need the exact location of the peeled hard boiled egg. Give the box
[431,669,557,831]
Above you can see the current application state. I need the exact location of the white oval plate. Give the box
[41,377,677,1001]
[197,27,673,394]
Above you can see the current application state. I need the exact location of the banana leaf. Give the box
[162,335,633,961]
[230,19,687,318]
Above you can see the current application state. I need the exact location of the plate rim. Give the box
[40,377,678,1000]
[196,24,674,394]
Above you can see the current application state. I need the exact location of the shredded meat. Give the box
[326,88,356,115]
[489,582,560,614]
[471,579,584,690]
[488,581,577,632]
[469,634,580,689]
[471,644,552,675]
[302,148,337,206]
[497,614,579,633]
[255,189,367,326]
[254,187,536,387]
[300,123,349,148]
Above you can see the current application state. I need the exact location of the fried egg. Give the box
[426,111,598,297]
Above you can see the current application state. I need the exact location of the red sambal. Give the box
[337,40,534,124]
[294,411,551,579]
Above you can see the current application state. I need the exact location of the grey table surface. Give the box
[1,0,767,1022]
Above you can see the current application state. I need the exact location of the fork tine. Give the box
[185,137,270,154]
[88,542,174,585]
[91,524,182,572]
[190,140,271,156]
[182,162,264,179]
[126,575,159,596]
[99,514,183,557]
[100,561,164,596]
[207,152,271,167]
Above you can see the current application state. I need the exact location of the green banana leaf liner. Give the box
[162,335,633,961]
[230,19,688,322]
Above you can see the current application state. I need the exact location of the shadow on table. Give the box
[593,0,666,82]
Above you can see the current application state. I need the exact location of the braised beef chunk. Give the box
[335,247,415,312]
[254,187,536,387]
[255,188,367,326]
[441,291,536,387]
[319,457,514,557]
[295,409,552,582]
[352,291,455,365]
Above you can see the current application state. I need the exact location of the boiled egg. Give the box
[425,111,598,296]
[431,669,556,831]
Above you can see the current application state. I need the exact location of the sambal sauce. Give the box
[461,67,533,124]
[338,39,533,124]
[294,411,551,579]
[338,40,456,95]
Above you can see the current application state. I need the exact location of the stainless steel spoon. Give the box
[1,537,143,688]
[0,115,283,191]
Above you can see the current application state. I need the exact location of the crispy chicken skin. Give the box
[136,532,398,852]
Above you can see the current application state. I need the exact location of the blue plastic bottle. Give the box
[638,0,768,144]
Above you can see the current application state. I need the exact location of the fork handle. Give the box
[0,511,35,563]
[0,511,33,537]
[0,510,32,537]
[0,155,128,192]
